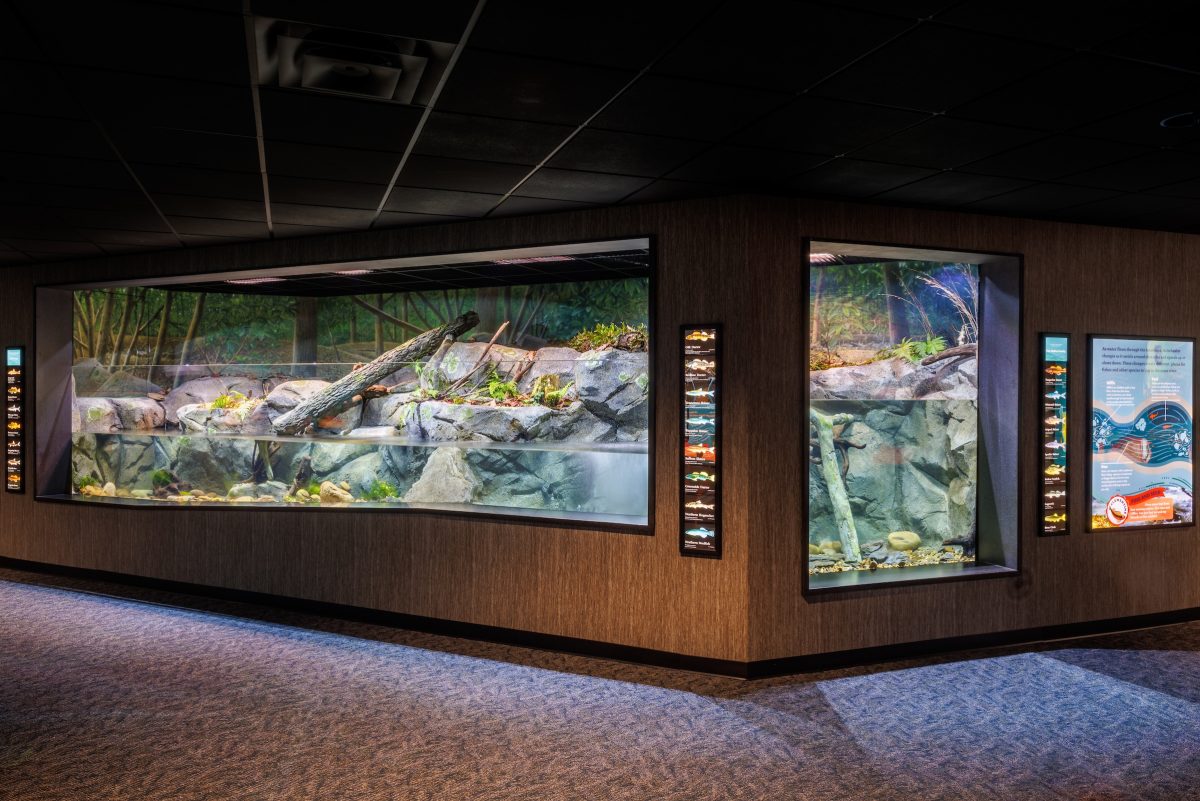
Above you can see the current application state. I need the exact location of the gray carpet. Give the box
[2,569,1199,800]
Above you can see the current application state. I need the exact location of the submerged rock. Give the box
[171,436,256,493]
[887,531,922,551]
[228,480,288,501]
[318,480,353,504]
[403,447,479,504]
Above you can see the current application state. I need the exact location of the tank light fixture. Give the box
[225,277,286,285]
[334,269,373,275]
[493,255,575,265]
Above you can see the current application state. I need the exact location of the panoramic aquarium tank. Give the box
[806,240,1020,590]
[54,240,651,527]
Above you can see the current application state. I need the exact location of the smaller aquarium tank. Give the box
[61,241,651,528]
[808,248,980,584]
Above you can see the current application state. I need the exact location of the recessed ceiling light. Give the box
[809,252,837,264]
[493,256,575,265]
[225,277,286,285]
[1160,111,1200,129]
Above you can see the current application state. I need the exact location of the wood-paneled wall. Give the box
[3,192,1199,666]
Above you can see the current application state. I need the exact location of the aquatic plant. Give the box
[890,335,947,363]
[74,474,98,491]
[531,374,574,408]
[567,322,648,352]
[306,481,322,497]
[151,469,174,488]
[484,370,520,402]
[363,479,398,501]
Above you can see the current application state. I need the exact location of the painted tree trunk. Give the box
[810,408,861,563]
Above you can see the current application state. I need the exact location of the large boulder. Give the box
[516,347,579,393]
[75,398,121,433]
[162,376,264,424]
[72,358,109,395]
[397,401,553,443]
[77,435,158,490]
[110,398,165,431]
[263,379,360,433]
[811,356,978,402]
[171,436,257,493]
[435,342,531,383]
[361,392,419,427]
[95,370,162,398]
[326,451,404,497]
[572,349,649,425]
[403,447,479,504]
[177,400,267,434]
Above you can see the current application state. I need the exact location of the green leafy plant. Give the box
[484,369,520,402]
[531,374,574,408]
[306,481,321,497]
[151,469,174,488]
[210,391,247,410]
[566,322,648,352]
[363,479,398,501]
[74,474,99,491]
[890,335,947,363]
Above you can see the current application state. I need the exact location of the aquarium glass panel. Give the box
[61,243,651,527]
[808,257,979,580]
[1089,336,1194,531]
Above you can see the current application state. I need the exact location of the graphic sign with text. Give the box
[1041,334,1069,534]
[1090,336,1193,530]
[6,346,24,493]
[681,325,720,556]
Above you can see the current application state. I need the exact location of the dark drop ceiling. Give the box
[3,0,1200,267]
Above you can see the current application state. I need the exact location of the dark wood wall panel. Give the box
[749,198,1200,661]
[5,192,1200,665]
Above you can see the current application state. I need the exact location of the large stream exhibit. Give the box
[62,242,652,526]
[808,248,981,584]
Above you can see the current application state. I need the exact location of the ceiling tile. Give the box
[966,184,1120,215]
[30,185,160,212]
[0,3,42,61]
[269,175,384,209]
[548,129,707,178]
[490,196,592,216]
[17,0,248,84]
[0,153,135,190]
[1074,94,1200,148]
[414,113,572,164]
[2,238,104,255]
[68,69,256,136]
[854,118,1044,169]
[259,88,424,152]
[167,217,269,238]
[1054,193,1187,225]
[269,204,375,227]
[655,2,912,92]
[0,60,88,119]
[666,146,827,185]
[437,49,634,126]
[382,187,501,216]
[593,75,789,141]
[470,0,711,69]
[264,141,396,184]
[154,194,266,221]
[963,136,1152,181]
[936,1,1137,48]
[1063,151,1200,192]
[111,128,261,173]
[813,24,1064,113]
[873,172,1032,205]
[249,0,477,42]
[1096,14,1200,73]
[622,180,721,204]
[953,56,1199,132]
[396,155,529,194]
[0,114,112,159]
[789,159,937,197]
[734,96,929,156]
[73,228,183,247]
[514,169,651,203]
[55,208,172,233]
[137,164,265,201]
[375,211,475,227]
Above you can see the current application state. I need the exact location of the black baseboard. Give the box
[3,556,1199,679]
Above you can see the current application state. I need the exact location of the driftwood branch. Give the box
[272,311,479,435]
[921,343,976,366]
[443,321,510,396]
[810,408,861,563]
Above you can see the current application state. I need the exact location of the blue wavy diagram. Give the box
[1092,401,1192,467]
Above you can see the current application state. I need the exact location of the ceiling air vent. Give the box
[254,19,454,105]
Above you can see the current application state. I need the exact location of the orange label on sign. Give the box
[1127,495,1174,524]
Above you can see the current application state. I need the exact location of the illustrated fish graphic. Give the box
[6,458,18,467]
[685,417,715,427]
[1045,441,1066,451]
[6,368,19,376]
[685,360,715,373]
[685,330,716,342]
[1045,490,1066,498]
[1044,512,1067,524]
[1045,415,1064,426]
[685,471,716,482]
[685,389,714,398]
[1045,390,1065,400]
[6,421,19,430]
[1044,365,1067,375]
[685,527,715,538]
[684,444,716,461]
[1044,463,1065,476]
[7,386,20,395]
[685,500,715,510]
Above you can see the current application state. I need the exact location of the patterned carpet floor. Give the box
[2,568,1200,800]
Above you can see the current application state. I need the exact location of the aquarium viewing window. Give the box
[34,239,653,530]
[805,241,1020,592]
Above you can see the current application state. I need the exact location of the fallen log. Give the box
[920,343,976,366]
[272,311,479,435]
[810,408,862,563]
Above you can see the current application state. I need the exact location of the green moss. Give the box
[210,391,247,410]
[567,322,648,352]
[74,474,98,491]
[86,406,106,422]
[363,479,398,501]
[306,481,322,497]
[151,469,174,489]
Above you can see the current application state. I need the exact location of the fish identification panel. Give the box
[681,325,721,557]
